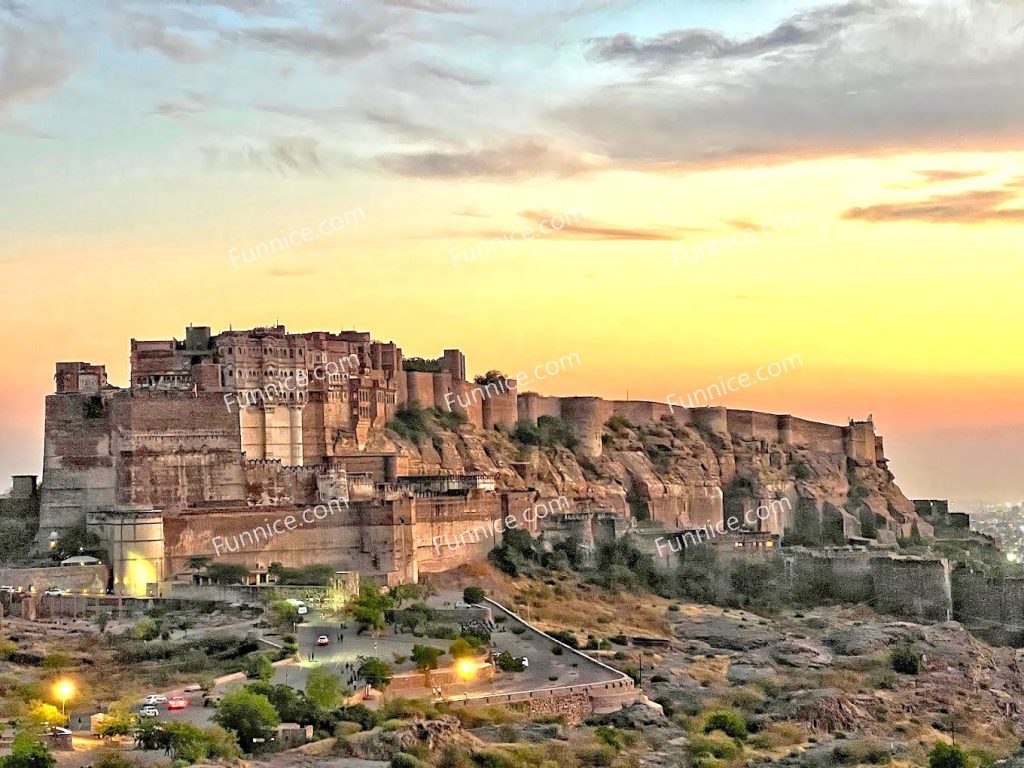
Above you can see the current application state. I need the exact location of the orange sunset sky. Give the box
[0,0,1021,501]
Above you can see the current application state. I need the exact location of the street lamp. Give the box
[455,658,477,681]
[53,679,75,717]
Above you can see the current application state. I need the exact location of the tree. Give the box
[164,722,209,763]
[495,652,524,673]
[928,743,971,768]
[0,733,56,768]
[206,563,250,585]
[358,657,393,691]
[243,652,274,681]
[462,587,485,605]
[352,584,393,635]
[212,689,280,752]
[21,702,64,730]
[96,707,136,737]
[448,638,474,660]
[305,667,345,710]
[411,645,445,672]
[389,584,421,607]
[269,600,300,629]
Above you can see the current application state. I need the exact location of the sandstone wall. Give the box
[0,564,108,593]
[482,382,518,430]
[113,393,246,509]
[559,397,614,457]
[518,393,561,423]
[405,372,436,409]
[413,495,503,573]
[39,392,117,537]
[871,555,952,622]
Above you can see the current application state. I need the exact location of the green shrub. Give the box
[890,643,923,675]
[703,710,748,740]
[392,753,422,768]
[463,587,486,605]
[928,743,971,768]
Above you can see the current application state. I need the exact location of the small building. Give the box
[60,555,102,567]
[276,723,313,748]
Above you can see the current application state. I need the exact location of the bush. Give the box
[832,739,892,765]
[703,710,748,740]
[392,754,422,768]
[92,751,137,768]
[890,643,923,675]
[335,704,378,731]
[1,733,56,768]
[928,743,971,768]
[243,652,274,681]
[495,652,525,673]
[463,587,486,605]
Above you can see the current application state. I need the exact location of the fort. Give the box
[13,322,956,604]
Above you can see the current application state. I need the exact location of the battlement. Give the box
[517,393,888,463]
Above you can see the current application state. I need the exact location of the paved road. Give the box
[111,592,623,728]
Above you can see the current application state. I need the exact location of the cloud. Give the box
[561,0,1024,166]
[843,188,1024,224]
[588,2,879,69]
[150,92,209,119]
[0,18,76,122]
[203,136,323,174]
[915,169,989,184]
[420,63,489,87]
[122,13,212,62]
[438,210,703,242]
[377,136,598,179]
[239,24,388,63]
[378,0,473,13]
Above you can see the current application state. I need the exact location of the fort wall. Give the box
[481,381,519,430]
[39,391,118,537]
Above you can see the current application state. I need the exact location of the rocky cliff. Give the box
[371,407,931,545]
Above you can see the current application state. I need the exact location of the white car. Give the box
[521,656,529,668]
[139,707,159,718]
[44,588,65,597]
[285,598,308,615]
[143,694,167,706]
[0,586,15,594]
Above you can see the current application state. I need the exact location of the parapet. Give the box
[54,362,109,394]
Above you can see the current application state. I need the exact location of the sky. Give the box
[0,0,1021,502]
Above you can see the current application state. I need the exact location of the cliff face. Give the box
[371,411,931,546]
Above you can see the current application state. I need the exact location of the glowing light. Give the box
[53,679,76,716]
[455,658,477,680]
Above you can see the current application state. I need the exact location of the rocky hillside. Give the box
[370,407,928,544]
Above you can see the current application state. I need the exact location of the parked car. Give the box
[43,588,65,597]
[285,598,308,615]
[143,694,167,706]
[167,697,188,710]
[182,683,203,693]
[316,635,330,647]
[521,656,529,668]
[0,586,15,594]
[139,707,159,718]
